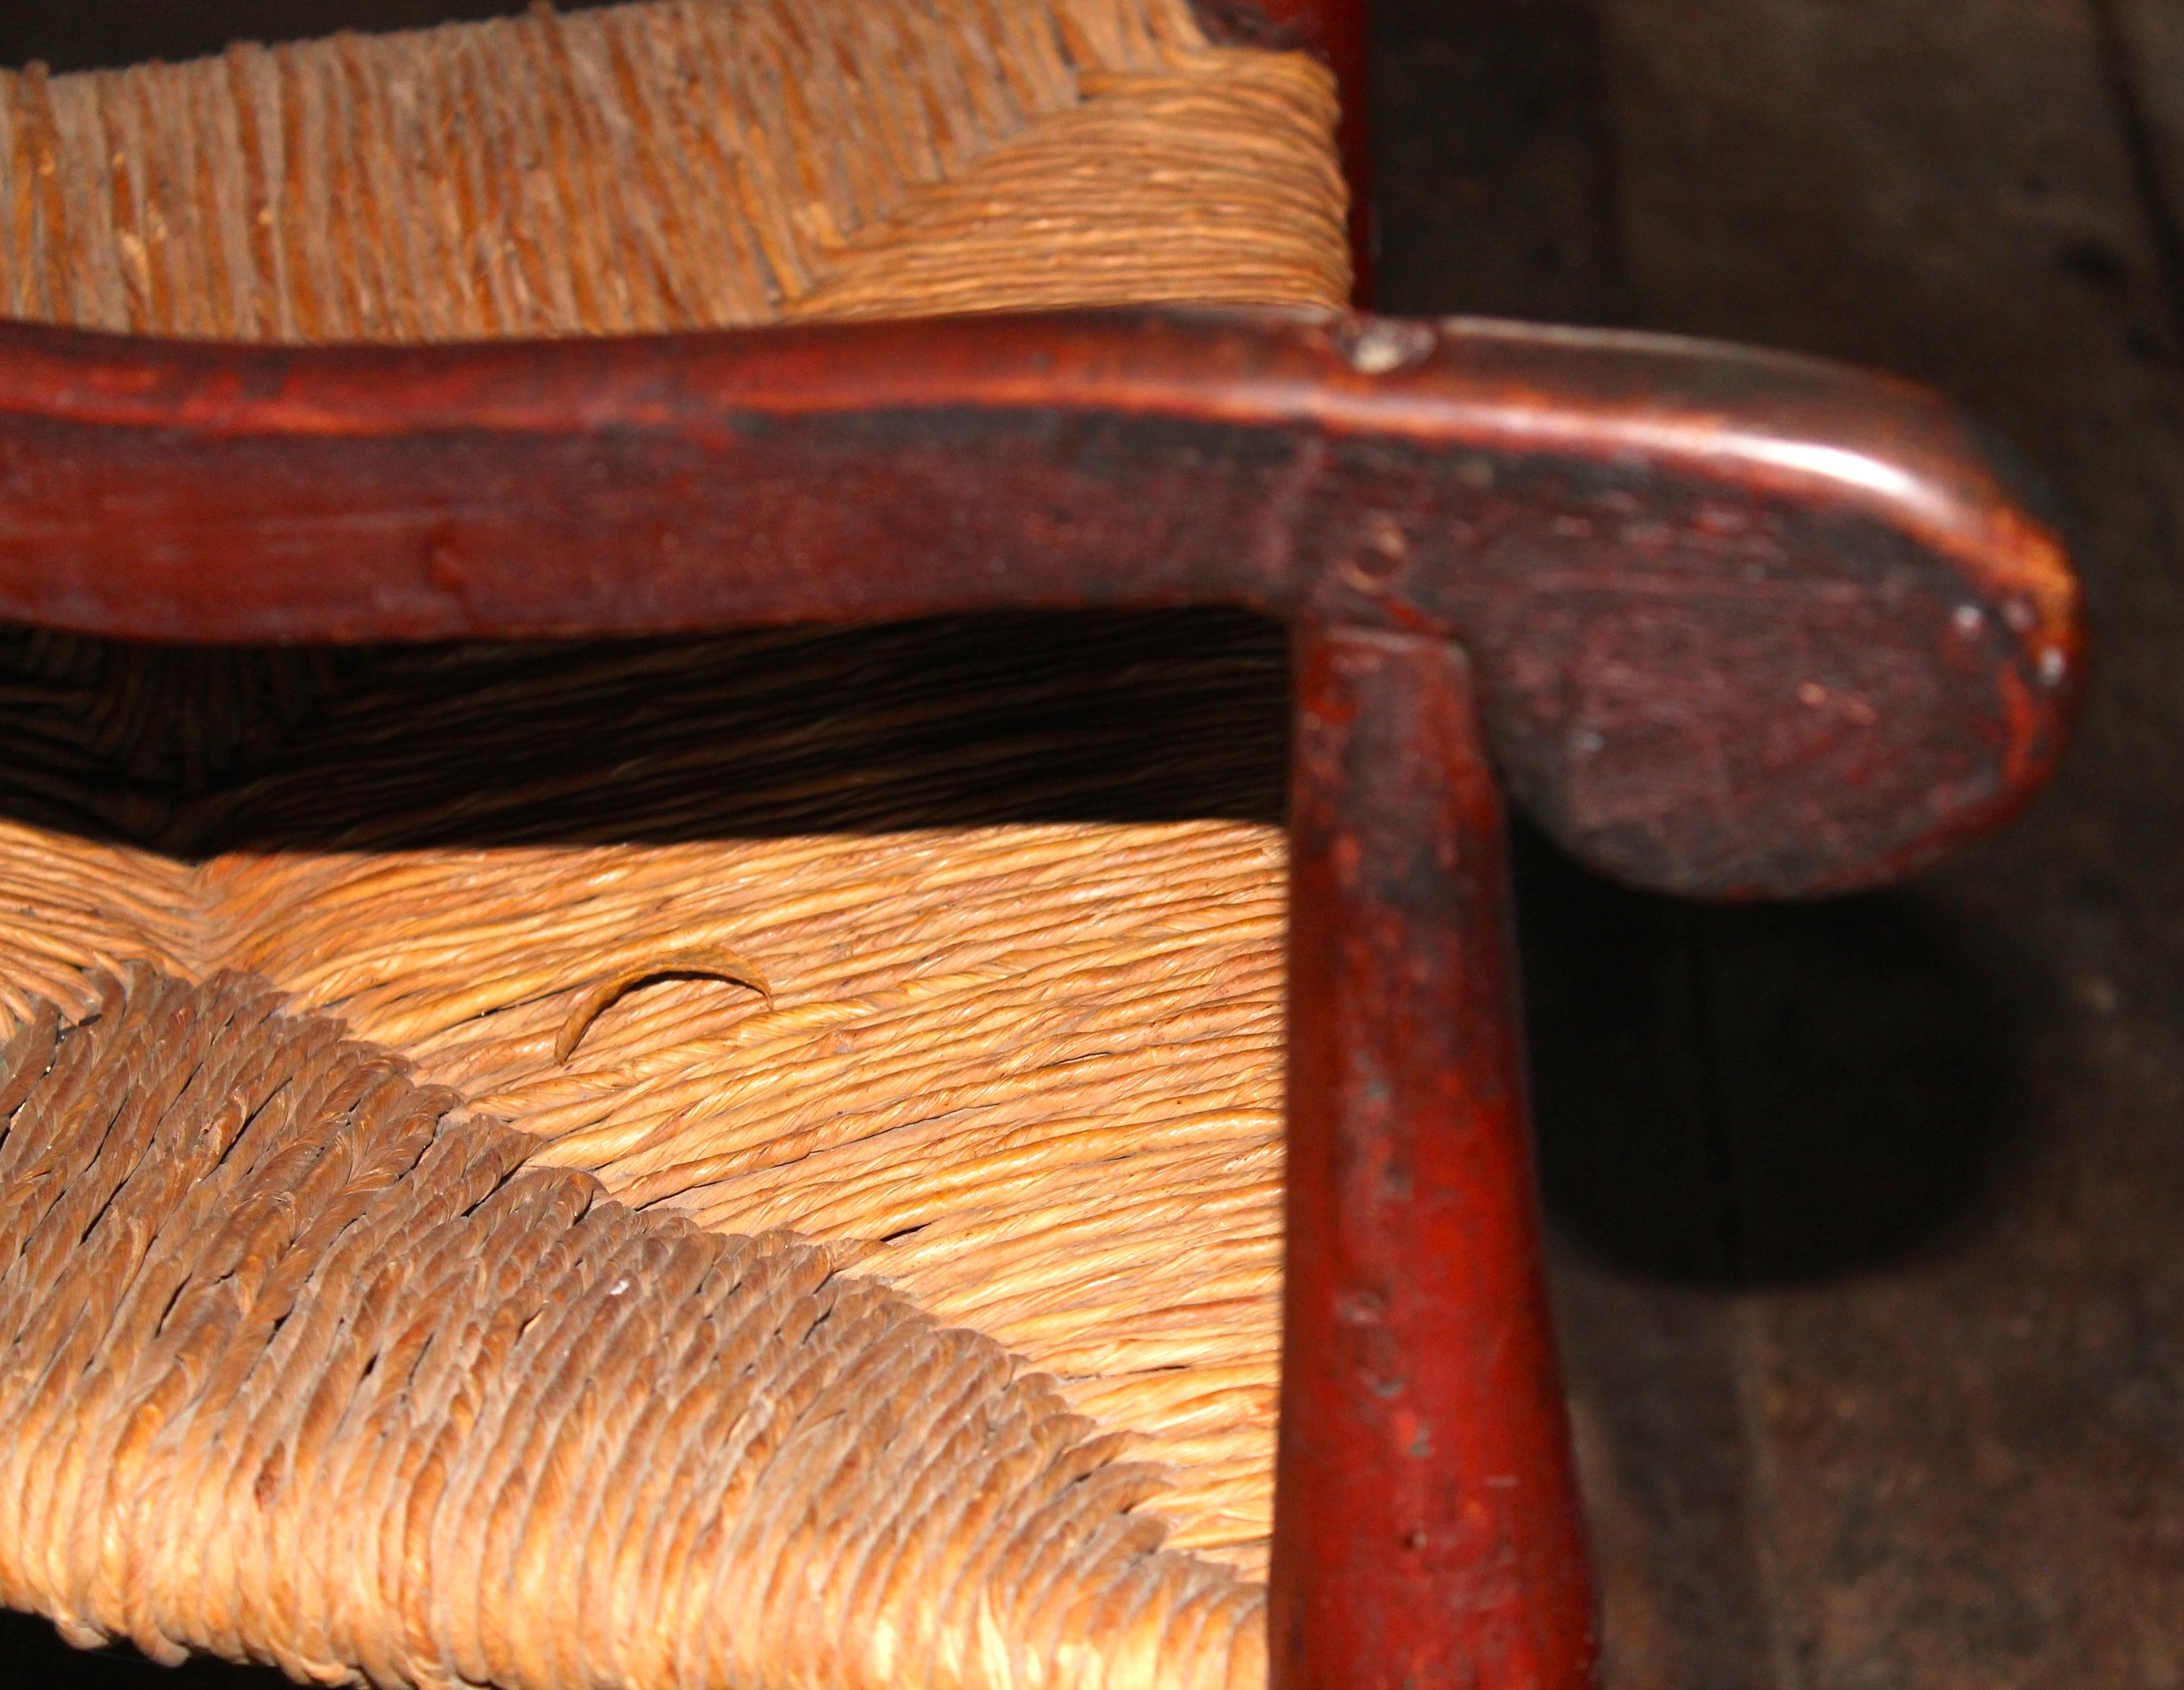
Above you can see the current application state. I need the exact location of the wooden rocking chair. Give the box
[0,2,2076,1686]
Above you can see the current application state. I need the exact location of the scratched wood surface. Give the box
[4,0,2180,1685]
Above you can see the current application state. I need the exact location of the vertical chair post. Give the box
[1273,624,1598,1689]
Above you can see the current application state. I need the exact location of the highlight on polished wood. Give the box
[0,306,2077,897]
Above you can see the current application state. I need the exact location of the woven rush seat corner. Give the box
[0,0,1344,333]
[0,2,1349,1687]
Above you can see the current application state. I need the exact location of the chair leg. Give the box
[1273,623,1598,1689]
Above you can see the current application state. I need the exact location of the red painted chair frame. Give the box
[0,4,2078,1687]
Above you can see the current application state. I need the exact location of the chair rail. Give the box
[0,306,2077,897]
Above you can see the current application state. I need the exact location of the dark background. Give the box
[2,1,2180,1685]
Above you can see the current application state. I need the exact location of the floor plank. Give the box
[2101,0,2184,331]
[1606,1,2184,1683]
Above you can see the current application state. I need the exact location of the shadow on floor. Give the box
[1518,822,2036,1288]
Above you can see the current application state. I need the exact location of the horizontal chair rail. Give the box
[0,307,2077,896]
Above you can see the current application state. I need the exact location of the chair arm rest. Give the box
[0,307,2077,896]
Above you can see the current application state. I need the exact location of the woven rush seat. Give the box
[0,0,1343,332]
[0,3,1348,1687]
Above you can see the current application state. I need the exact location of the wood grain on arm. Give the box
[0,307,2078,898]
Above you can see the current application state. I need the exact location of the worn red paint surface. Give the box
[0,309,2077,897]
[1277,625,1597,1688]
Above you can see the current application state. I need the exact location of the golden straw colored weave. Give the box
[0,0,1345,333]
[0,1,1348,1685]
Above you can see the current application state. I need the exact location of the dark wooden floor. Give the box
[6,1,2184,1685]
